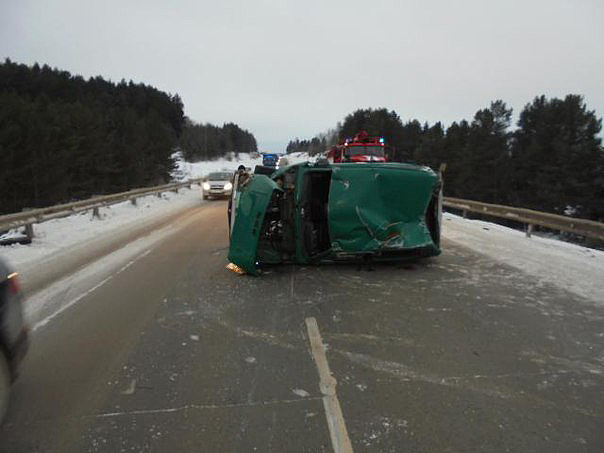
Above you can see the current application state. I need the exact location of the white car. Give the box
[202,172,233,200]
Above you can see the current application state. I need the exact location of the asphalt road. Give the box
[1,201,603,452]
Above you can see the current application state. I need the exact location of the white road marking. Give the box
[305,317,354,453]
[93,396,322,418]
[31,249,151,331]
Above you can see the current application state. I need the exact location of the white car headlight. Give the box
[224,182,233,191]
[202,182,210,190]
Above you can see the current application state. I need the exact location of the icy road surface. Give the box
[1,201,602,452]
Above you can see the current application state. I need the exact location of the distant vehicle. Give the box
[262,153,279,167]
[227,161,442,275]
[202,172,233,200]
[0,257,29,420]
[326,131,387,163]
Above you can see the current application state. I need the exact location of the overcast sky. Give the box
[1,0,603,151]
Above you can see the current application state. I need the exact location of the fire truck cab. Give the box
[326,131,387,163]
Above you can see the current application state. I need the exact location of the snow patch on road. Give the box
[442,212,604,304]
[292,388,310,397]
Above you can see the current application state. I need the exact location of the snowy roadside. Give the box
[442,212,604,305]
[0,187,203,273]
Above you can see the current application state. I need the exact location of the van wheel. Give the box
[0,352,10,422]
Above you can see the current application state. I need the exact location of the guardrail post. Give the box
[24,223,34,239]
[92,207,101,219]
[131,197,137,206]
[526,223,533,238]
[157,192,162,198]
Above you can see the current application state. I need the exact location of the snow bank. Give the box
[1,187,202,271]
[442,212,604,304]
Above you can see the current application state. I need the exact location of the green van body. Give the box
[228,162,442,275]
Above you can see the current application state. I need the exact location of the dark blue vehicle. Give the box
[262,153,279,167]
[0,257,29,420]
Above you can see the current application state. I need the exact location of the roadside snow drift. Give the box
[442,212,604,304]
[1,187,202,271]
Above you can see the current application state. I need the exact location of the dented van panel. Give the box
[328,164,439,255]
[227,161,441,275]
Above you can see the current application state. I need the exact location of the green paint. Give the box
[228,162,441,275]
[328,164,439,255]
[227,175,282,275]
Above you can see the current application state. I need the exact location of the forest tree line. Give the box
[178,119,257,162]
[286,136,328,156]
[0,60,257,215]
[287,97,604,221]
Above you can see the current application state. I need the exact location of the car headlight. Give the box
[202,182,210,190]
[223,182,233,191]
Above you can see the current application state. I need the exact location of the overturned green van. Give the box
[227,161,442,275]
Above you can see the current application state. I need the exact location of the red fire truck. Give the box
[326,131,387,163]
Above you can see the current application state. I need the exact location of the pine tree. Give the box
[456,100,512,204]
[0,59,185,214]
[442,120,470,197]
[512,95,604,219]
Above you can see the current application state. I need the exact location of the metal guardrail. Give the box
[1,183,602,243]
[0,178,203,239]
[443,197,604,241]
